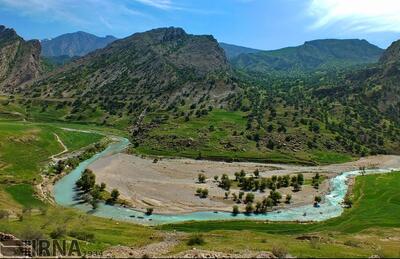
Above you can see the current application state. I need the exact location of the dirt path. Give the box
[49,133,68,160]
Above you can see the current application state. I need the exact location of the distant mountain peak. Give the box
[41,31,117,57]
[231,38,384,74]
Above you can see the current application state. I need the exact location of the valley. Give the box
[0,22,400,258]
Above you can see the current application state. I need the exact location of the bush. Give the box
[198,173,206,183]
[69,230,95,242]
[187,234,205,246]
[50,226,66,239]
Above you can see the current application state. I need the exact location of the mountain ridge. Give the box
[0,25,41,90]
[219,42,261,59]
[231,39,384,74]
[41,31,117,57]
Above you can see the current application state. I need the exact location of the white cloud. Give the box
[133,0,179,10]
[0,0,146,26]
[308,0,400,33]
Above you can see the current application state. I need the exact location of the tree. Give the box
[234,172,240,181]
[293,182,301,192]
[198,173,206,183]
[344,196,353,208]
[267,139,275,150]
[90,198,98,210]
[214,175,219,181]
[100,182,106,192]
[245,193,255,204]
[269,191,282,205]
[263,197,274,210]
[253,169,260,178]
[314,196,322,206]
[200,188,209,198]
[285,194,292,204]
[239,192,245,201]
[219,174,231,190]
[259,179,267,192]
[359,166,366,176]
[232,192,238,201]
[232,205,239,215]
[111,189,120,202]
[245,203,254,214]
[255,201,263,214]
[224,192,230,199]
[297,173,304,185]
[76,169,96,192]
[146,208,154,215]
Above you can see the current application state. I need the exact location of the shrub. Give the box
[187,235,205,246]
[69,230,95,242]
[50,226,66,239]
[198,173,206,183]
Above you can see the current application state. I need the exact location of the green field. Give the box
[161,172,400,257]
[5,184,45,208]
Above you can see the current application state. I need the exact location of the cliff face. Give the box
[0,25,41,90]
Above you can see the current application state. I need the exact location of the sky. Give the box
[1,0,400,50]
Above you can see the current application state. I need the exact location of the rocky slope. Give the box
[41,31,116,57]
[23,27,235,118]
[0,25,41,90]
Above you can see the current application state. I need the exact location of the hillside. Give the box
[0,25,41,90]
[219,42,261,59]
[3,27,399,164]
[41,31,117,57]
[334,39,400,125]
[18,27,234,124]
[231,39,384,74]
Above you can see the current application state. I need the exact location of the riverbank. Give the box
[88,152,400,215]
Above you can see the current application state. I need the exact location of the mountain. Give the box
[219,42,261,59]
[339,39,400,124]
[41,31,117,57]
[231,39,384,74]
[0,25,41,90]
[23,27,234,119]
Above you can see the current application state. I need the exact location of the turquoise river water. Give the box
[53,137,398,225]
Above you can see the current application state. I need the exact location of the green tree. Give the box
[245,203,254,214]
[111,189,120,202]
[269,191,282,205]
[285,194,292,204]
[198,173,206,183]
[232,205,239,215]
[245,193,255,203]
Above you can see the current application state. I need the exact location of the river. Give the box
[53,137,398,225]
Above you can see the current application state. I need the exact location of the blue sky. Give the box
[1,0,400,50]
